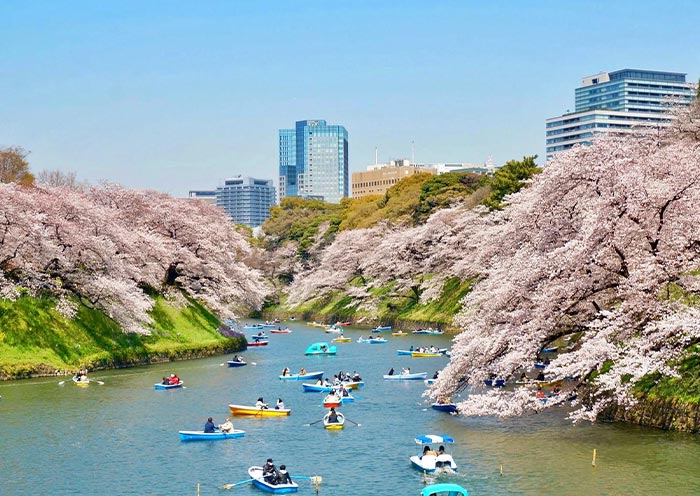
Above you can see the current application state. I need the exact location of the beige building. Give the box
[352,159,436,198]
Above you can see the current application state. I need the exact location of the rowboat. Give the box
[323,411,345,429]
[324,326,343,334]
[72,376,90,387]
[279,371,324,381]
[323,393,341,408]
[302,383,334,392]
[372,326,392,332]
[392,331,408,337]
[420,483,469,496]
[411,351,443,357]
[368,337,387,344]
[307,321,329,328]
[336,321,352,326]
[178,429,245,441]
[383,372,427,380]
[413,329,444,335]
[397,349,413,355]
[227,360,247,367]
[410,434,458,474]
[261,323,278,329]
[244,324,265,330]
[228,404,292,416]
[305,342,337,355]
[542,346,558,353]
[248,340,269,347]
[332,336,351,343]
[270,328,292,334]
[154,381,184,390]
[248,465,299,493]
[341,380,364,389]
[431,403,457,413]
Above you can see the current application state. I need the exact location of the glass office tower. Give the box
[279,120,349,203]
[546,69,695,159]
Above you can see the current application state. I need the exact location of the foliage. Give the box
[414,172,485,222]
[0,183,270,334]
[481,155,540,210]
[0,146,34,186]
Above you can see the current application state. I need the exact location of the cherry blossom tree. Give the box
[0,183,270,334]
[433,104,700,421]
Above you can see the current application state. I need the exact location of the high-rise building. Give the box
[546,69,696,159]
[216,176,276,227]
[279,119,348,203]
[187,190,217,205]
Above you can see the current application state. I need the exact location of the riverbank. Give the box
[0,294,246,381]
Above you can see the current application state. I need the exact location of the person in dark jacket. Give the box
[277,465,292,484]
[204,417,216,433]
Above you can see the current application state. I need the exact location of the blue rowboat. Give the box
[244,324,265,330]
[413,329,444,335]
[397,350,413,355]
[368,338,387,344]
[279,371,324,381]
[155,381,184,390]
[248,466,298,493]
[301,383,334,392]
[372,326,392,332]
[305,342,337,355]
[178,429,245,441]
[420,483,469,496]
[227,360,247,367]
[542,346,558,353]
[383,372,427,380]
[431,403,457,413]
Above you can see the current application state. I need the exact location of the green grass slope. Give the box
[0,294,245,379]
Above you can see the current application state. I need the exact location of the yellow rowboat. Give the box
[228,404,292,416]
[323,411,345,429]
[392,331,408,337]
[341,381,364,390]
[333,337,352,343]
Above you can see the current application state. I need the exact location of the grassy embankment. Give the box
[0,294,245,380]
[267,276,473,330]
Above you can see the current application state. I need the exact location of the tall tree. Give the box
[0,146,34,186]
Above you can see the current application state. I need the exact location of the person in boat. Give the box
[409,345,414,352]
[352,371,361,381]
[401,367,411,375]
[218,418,233,433]
[233,355,243,362]
[299,367,307,375]
[281,367,291,376]
[387,367,395,376]
[536,388,546,399]
[552,385,562,395]
[536,371,545,381]
[256,397,269,409]
[169,373,180,385]
[315,377,323,385]
[262,459,276,483]
[276,398,285,410]
[161,376,169,385]
[338,385,349,397]
[323,377,332,387]
[422,445,437,458]
[433,371,440,380]
[438,445,446,456]
[277,465,292,485]
[320,344,328,352]
[332,375,340,386]
[204,417,216,433]
[327,407,339,423]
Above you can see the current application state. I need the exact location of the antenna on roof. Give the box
[411,141,415,165]
[375,146,378,165]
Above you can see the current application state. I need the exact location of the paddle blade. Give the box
[58,381,65,386]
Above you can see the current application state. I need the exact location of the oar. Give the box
[94,380,105,385]
[293,475,323,482]
[221,478,254,490]
[58,380,65,386]
[304,418,324,426]
[345,417,361,427]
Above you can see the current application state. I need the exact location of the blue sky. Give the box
[2,0,699,196]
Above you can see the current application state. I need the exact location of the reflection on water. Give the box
[1,323,699,495]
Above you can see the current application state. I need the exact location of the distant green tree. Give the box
[482,155,541,210]
[414,172,484,222]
